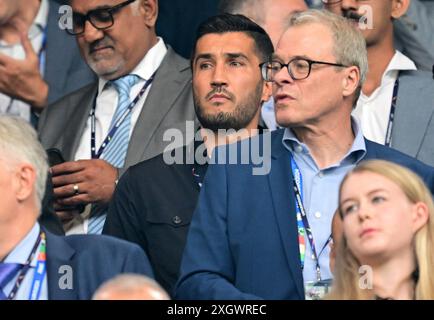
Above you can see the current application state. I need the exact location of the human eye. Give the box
[293,59,309,71]
[372,195,386,204]
[270,61,283,71]
[228,59,244,67]
[91,8,112,23]
[341,203,359,216]
[198,61,213,70]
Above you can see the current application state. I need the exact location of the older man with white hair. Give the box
[0,116,153,300]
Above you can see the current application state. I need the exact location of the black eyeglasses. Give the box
[321,0,370,4]
[321,0,343,4]
[260,58,348,82]
[65,0,136,36]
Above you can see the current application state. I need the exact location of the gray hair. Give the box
[0,116,48,211]
[93,274,170,300]
[286,9,368,100]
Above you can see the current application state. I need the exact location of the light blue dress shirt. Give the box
[3,223,48,300]
[261,98,278,131]
[282,118,366,283]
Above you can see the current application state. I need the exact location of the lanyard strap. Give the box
[90,72,156,159]
[38,27,47,75]
[290,156,331,282]
[384,76,400,147]
[8,231,47,300]
[192,167,203,188]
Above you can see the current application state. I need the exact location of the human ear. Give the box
[139,0,158,28]
[15,164,37,203]
[261,81,273,104]
[342,66,360,98]
[411,201,429,233]
[391,0,410,19]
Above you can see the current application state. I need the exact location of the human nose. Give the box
[272,64,295,87]
[82,20,104,43]
[341,0,358,11]
[210,63,228,88]
[357,202,373,221]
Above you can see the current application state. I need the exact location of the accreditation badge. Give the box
[304,279,333,300]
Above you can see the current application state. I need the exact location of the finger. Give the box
[52,171,85,187]
[0,52,14,66]
[57,194,90,207]
[51,161,85,176]
[54,183,85,199]
[20,32,37,59]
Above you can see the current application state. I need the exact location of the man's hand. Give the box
[0,33,48,111]
[51,159,118,207]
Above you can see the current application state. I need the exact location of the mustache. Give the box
[205,87,235,101]
[88,37,113,53]
[343,10,363,21]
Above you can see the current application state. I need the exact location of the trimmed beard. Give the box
[194,81,263,132]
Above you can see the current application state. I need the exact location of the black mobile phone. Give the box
[46,148,65,167]
[46,148,85,213]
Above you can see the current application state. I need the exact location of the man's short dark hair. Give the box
[191,13,274,66]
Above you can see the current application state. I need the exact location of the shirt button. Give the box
[172,216,182,225]
[295,145,303,153]
[315,211,322,219]
[318,171,324,178]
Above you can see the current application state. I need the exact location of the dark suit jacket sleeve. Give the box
[122,242,155,278]
[103,170,148,251]
[174,163,261,300]
[38,174,64,235]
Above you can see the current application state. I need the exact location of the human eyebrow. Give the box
[74,5,112,15]
[340,198,356,207]
[194,53,213,64]
[367,188,387,196]
[225,53,249,60]
[271,54,283,62]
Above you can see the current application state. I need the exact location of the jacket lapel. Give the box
[267,131,304,298]
[45,231,78,300]
[60,84,98,161]
[392,71,434,157]
[124,47,192,168]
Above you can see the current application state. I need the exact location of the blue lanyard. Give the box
[8,231,46,300]
[38,27,47,75]
[28,233,46,300]
[384,76,400,147]
[192,167,203,188]
[90,72,156,159]
[290,155,331,282]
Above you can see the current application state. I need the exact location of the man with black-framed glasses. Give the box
[174,9,434,300]
[38,0,196,235]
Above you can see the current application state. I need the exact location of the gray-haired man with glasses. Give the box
[38,0,196,235]
[260,58,347,82]
[174,9,434,300]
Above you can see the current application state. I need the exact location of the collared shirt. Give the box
[0,0,49,122]
[282,118,366,283]
[68,38,167,235]
[261,98,278,131]
[3,223,48,300]
[352,51,417,145]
